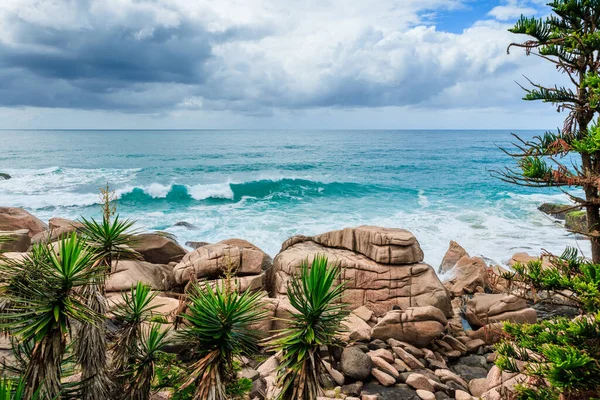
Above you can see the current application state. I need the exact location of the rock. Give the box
[368,339,388,350]
[257,353,280,378]
[508,252,552,269]
[371,368,396,386]
[392,347,425,369]
[416,389,435,400]
[173,239,270,285]
[341,346,372,381]
[371,307,447,347]
[0,207,47,237]
[32,218,84,245]
[441,335,467,353]
[106,260,175,292]
[481,366,528,400]
[342,382,363,396]
[340,313,372,342]
[271,227,452,317]
[455,390,473,400]
[173,221,196,229]
[371,357,399,379]
[451,364,488,382]
[538,203,576,220]
[387,340,424,358]
[465,339,486,353]
[353,306,374,322]
[439,241,468,274]
[468,378,487,397]
[465,294,537,328]
[249,296,278,333]
[565,210,587,232]
[406,374,434,392]
[323,360,345,386]
[367,349,394,363]
[0,229,30,252]
[130,233,187,265]
[434,369,468,389]
[362,382,420,400]
[446,256,490,296]
[185,241,210,249]
[0,173,10,180]
[310,226,424,264]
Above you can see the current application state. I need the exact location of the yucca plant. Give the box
[75,185,138,400]
[178,282,266,400]
[272,255,348,400]
[0,233,102,399]
[111,282,159,379]
[122,323,171,400]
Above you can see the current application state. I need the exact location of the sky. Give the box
[0,0,569,129]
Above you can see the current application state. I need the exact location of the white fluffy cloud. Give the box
[0,0,565,128]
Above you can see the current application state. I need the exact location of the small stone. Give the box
[469,378,488,397]
[466,339,486,353]
[353,306,374,322]
[416,389,436,400]
[342,382,363,396]
[361,395,378,400]
[394,358,410,372]
[238,367,259,381]
[371,357,399,378]
[442,335,468,353]
[406,374,434,392]
[455,390,473,400]
[371,368,396,386]
[368,349,394,363]
[392,347,425,369]
[367,339,388,350]
[434,369,468,389]
[446,350,462,359]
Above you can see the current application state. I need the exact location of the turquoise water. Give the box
[0,130,588,266]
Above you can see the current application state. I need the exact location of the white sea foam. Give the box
[188,183,234,200]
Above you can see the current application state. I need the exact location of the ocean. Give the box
[0,129,589,268]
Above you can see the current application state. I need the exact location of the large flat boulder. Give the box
[173,239,270,292]
[311,226,424,264]
[31,218,83,245]
[271,230,452,317]
[130,233,187,265]
[371,306,448,347]
[0,207,47,237]
[106,260,175,292]
[465,293,537,328]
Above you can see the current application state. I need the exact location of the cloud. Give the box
[0,0,553,120]
[488,0,539,21]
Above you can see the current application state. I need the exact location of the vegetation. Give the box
[178,282,266,400]
[0,376,36,400]
[494,0,600,262]
[111,282,160,379]
[0,234,103,398]
[497,247,600,399]
[122,323,171,400]
[272,255,348,400]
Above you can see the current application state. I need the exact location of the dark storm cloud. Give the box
[0,1,537,114]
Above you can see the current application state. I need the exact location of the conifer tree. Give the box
[496,0,600,261]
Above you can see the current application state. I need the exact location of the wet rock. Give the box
[439,241,469,274]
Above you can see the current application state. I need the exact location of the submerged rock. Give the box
[173,221,197,229]
[0,173,10,180]
[538,203,578,220]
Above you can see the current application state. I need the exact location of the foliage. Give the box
[122,323,171,400]
[79,215,138,269]
[0,233,102,399]
[271,255,348,400]
[497,248,600,399]
[111,282,160,378]
[494,0,600,262]
[0,376,37,400]
[178,282,266,400]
